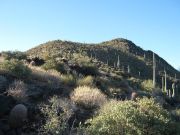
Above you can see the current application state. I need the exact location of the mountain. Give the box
[1,38,180,135]
[27,38,180,85]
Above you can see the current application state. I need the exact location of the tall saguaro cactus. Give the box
[127,65,130,74]
[114,62,116,68]
[164,69,167,93]
[117,55,120,68]
[144,53,146,59]
[107,59,109,66]
[153,53,156,88]
[162,76,164,92]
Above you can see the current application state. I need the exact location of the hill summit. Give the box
[27,38,180,80]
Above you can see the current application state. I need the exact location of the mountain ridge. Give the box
[26,38,179,76]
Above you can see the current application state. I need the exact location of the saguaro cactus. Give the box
[153,53,156,88]
[144,53,146,59]
[168,89,172,98]
[114,62,116,68]
[164,69,167,93]
[127,65,130,74]
[162,76,164,92]
[107,59,109,66]
[90,53,93,59]
[117,55,120,68]
[172,82,176,98]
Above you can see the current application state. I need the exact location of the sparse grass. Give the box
[77,75,94,86]
[7,80,28,102]
[29,66,61,89]
[71,86,107,109]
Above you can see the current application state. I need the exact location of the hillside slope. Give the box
[27,38,180,84]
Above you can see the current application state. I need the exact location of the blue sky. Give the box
[0,0,180,69]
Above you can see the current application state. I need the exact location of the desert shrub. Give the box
[7,80,28,102]
[0,59,31,78]
[77,75,94,86]
[141,79,154,92]
[171,109,180,122]
[40,96,73,135]
[86,97,173,135]
[61,74,76,86]
[1,51,27,60]
[42,59,66,73]
[73,53,91,64]
[81,64,98,76]
[71,86,107,109]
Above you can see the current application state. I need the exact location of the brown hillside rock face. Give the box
[8,104,28,129]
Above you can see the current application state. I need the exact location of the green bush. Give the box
[86,97,173,135]
[0,59,31,78]
[81,64,98,76]
[1,51,27,60]
[42,59,66,73]
[141,79,154,92]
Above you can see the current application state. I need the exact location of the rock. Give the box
[8,104,28,128]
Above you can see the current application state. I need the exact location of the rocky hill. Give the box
[27,38,180,87]
[0,38,180,135]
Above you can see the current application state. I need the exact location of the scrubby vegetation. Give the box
[7,80,28,102]
[0,59,31,78]
[71,86,107,109]
[141,79,154,92]
[40,96,73,135]
[86,98,174,135]
[0,38,180,135]
[1,51,27,60]
[77,75,94,86]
